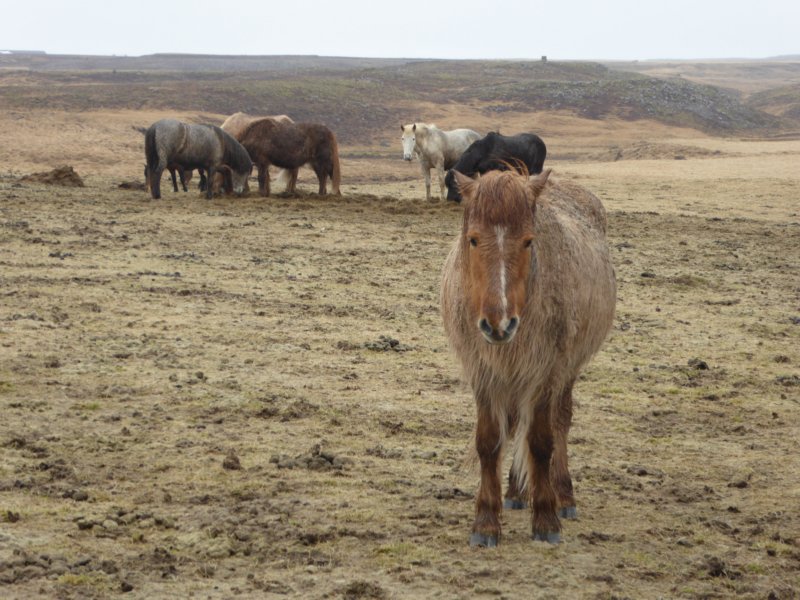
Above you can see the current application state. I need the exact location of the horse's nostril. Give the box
[479,319,493,336]
[506,317,519,334]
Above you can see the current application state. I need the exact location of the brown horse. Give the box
[440,168,616,546]
[237,119,341,197]
[218,113,297,194]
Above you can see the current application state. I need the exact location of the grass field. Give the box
[0,56,799,599]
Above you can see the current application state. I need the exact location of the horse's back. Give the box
[532,180,615,367]
[540,179,607,236]
[441,128,482,168]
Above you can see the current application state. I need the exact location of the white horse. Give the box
[401,123,481,201]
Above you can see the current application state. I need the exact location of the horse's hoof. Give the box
[504,498,527,510]
[532,531,561,545]
[469,532,498,548]
[559,506,578,520]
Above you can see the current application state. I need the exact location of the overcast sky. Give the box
[2,0,798,61]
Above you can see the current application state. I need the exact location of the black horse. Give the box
[445,132,547,202]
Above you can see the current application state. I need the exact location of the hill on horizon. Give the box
[0,53,795,143]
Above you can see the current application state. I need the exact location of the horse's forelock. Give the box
[465,171,533,228]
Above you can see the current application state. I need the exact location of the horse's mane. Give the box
[415,122,437,133]
[216,127,253,174]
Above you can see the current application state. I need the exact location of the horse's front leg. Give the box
[420,162,432,201]
[257,164,270,197]
[527,390,561,543]
[470,401,503,547]
[553,382,577,519]
[288,168,299,194]
[205,166,215,200]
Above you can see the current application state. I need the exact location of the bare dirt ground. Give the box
[1,105,799,600]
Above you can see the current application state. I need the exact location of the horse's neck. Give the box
[416,127,439,153]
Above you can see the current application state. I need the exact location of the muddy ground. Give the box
[0,123,799,599]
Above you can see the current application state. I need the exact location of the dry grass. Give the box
[0,100,798,599]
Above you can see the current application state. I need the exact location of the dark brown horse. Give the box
[440,168,616,546]
[237,120,341,197]
[217,113,297,194]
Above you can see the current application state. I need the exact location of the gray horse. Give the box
[144,119,252,200]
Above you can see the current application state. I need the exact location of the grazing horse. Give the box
[219,112,297,194]
[237,119,341,197]
[144,119,252,200]
[134,126,205,193]
[440,168,616,547]
[401,123,480,201]
[444,131,547,202]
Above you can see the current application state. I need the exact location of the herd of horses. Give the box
[140,115,616,548]
[142,113,340,200]
[142,117,545,204]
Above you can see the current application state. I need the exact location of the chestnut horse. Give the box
[441,168,616,546]
[220,113,297,193]
[237,119,341,197]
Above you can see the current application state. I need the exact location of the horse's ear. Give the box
[453,170,477,201]
[400,124,405,132]
[412,123,416,132]
[528,169,552,200]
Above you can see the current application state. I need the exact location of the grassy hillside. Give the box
[0,55,790,142]
[747,83,800,120]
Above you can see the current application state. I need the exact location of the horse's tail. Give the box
[132,125,148,136]
[275,168,291,188]
[144,126,159,173]
[144,125,162,197]
[329,130,341,195]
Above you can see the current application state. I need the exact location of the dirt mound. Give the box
[118,180,146,191]
[20,165,84,187]
[593,141,724,162]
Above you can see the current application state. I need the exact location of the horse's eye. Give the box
[469,237,478,247]
[524,239,533,248]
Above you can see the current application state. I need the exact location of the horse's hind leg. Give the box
[504,411,526,510]
[505,466,526,510]
[169,167,179,193]
[314,163,328,195]
[553,382,577,519]
[150,164,165,200]
[178,167,190,192]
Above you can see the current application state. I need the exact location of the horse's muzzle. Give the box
[479,317,519,345]
[403,155,413,162]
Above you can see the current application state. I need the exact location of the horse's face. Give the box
[401,124,417,161]
[230,168,251,195]
[455,169,551,345]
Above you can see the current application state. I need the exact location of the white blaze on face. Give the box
[401,127,416,160]
[495,226,510,332]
